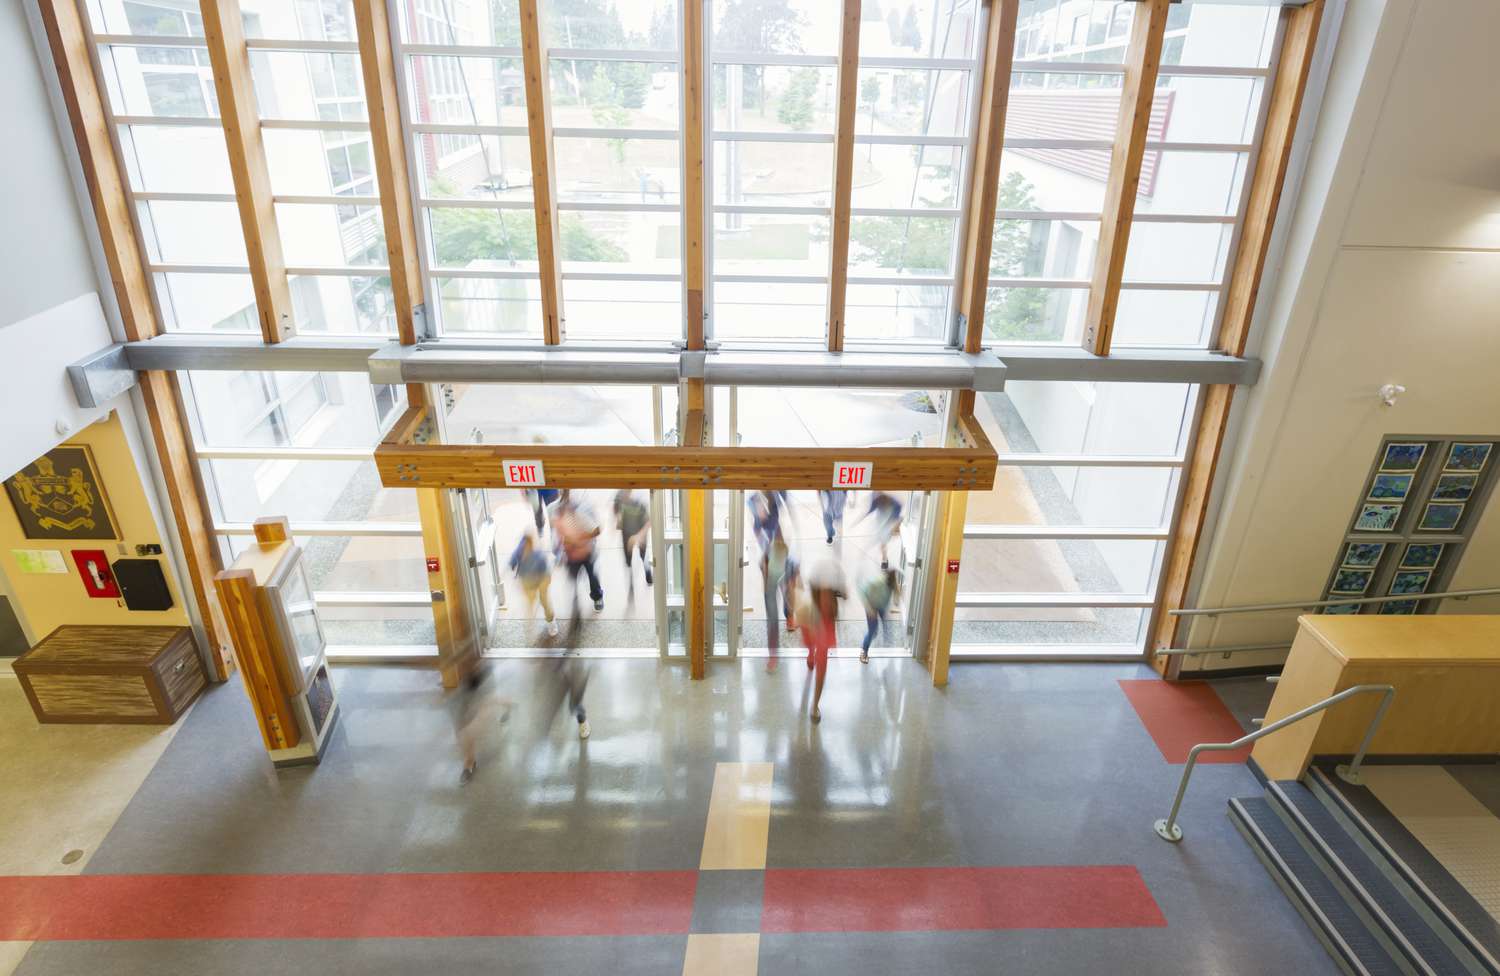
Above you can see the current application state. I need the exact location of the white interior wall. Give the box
[1182,0,1500,671]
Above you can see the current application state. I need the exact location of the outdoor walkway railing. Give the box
[1154,683,1395,843]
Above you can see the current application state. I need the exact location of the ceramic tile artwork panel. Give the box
[1324,438,1498,616]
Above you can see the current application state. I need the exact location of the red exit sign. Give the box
[832,461,873,488]
[502,459,546,487]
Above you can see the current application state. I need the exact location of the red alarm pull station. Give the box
[72,549,121,598]
[426,556,441,573]
[946,559,961,574]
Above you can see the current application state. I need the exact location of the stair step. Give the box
[1230,795,1405,976]
[1309,766,1500,976]
[1269,780,1476,976]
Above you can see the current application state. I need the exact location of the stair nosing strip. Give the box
[1231,797,1381,976]
[1270,781,1437,976]
[1310,765,1500,975]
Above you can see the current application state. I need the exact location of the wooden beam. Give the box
[1081,0,1170,355]
[38,0,234,678]
[825,0,862,352]
[417,486,481,688]
[375,441,998,491]
[354,0,423,348]
[682,0,707,349]
[925,486,968,688]
[682,381,707,679]
[519,0,565,345]
[1153,1,1325,677]
[199,0,294,343]
[954,0,1019,356]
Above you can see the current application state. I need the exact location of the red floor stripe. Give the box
[762,866,1166,933]
[0,871,698,941]
[1118,679,1252,764]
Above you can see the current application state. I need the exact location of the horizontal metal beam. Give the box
[993,346,1261,385]
[67,343,136,408]
[71,338,1259,412]
[699,349,1007,391]
[368,344,681,386]
[121,335,382,372]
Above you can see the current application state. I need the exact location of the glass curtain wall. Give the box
[181,371,430,652]
[88,0,398,335]
[395,0,685,339]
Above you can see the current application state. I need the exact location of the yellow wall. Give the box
[0,412,189,642]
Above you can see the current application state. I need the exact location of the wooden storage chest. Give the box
[13,625,206,724]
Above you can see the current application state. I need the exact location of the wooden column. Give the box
[682,0,707,349]
[37,0,234,678]
[954,0,1018,365]
[199,0,294,343]
[825,0,862,351]
[920,2,1019,685]
[1081,0,1170,355]
[1153,1,1325,677]
[519,0,565,344]
[418,486,481,688]
[682,386,709,679]
[354,0,424,354]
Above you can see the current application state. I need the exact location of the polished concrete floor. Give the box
[0,660,1335,975]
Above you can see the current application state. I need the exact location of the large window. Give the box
[88,0,396,335]
[183,371,431,650]
[396,0,685,339]
[953,380,1195,656]
[986,0,1278,346]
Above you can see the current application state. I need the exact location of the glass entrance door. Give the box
[727,386,941,659]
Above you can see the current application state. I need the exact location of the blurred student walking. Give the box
[554,490,605,614]
[508,532,558,638]
[613,489,653,603]
[818,490,847,545]
[452,663,510,784]
[749,491,791,670]
[800,559,846,724]
[858,566,901,663]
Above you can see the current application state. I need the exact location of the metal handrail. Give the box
[1154,683,1395,843]
[1169,586,1500,618]
[1155,641,1292,658]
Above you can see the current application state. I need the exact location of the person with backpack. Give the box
[858,565,901,663]
[749,491,791,670]
[508,531,559,639]
[613,488,653,603]
[553,490,605,615]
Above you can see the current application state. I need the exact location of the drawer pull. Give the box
[173,659,188,674]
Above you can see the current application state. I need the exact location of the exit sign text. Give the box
[832,461,873,488]
[503,459,546,487]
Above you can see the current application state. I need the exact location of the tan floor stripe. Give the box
[1363,766,1500,921]
[682,933,759,976]
[699,762,774,871]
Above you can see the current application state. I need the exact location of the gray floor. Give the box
[16,661,1334,975]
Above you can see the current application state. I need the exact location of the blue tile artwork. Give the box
[1381,600,1420,615]
[1380,442,1427,472]
[1432,473,1478,501]
[1368,473,1413,500]
[1418,502,1463,532]
[1331,568,1373,594]
[1444,442,1491,472]
[1322,603,1361,615]
[1390,570,1432,595]
[1341,542,1385,567]
[1355,503,1402,532]
[1400,543,1443,569]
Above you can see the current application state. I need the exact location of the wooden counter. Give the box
[1251,615,1500,781]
